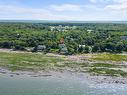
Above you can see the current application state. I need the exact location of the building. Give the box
[59,44,68,54]
[32,45,46,52]
[59,38,68,54]
[121,36,127,40]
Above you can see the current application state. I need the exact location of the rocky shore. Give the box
[1,67,127,84]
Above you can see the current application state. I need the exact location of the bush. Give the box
[13,45,26,51]
[1,42,13,49]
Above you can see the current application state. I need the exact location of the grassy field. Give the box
[0,52,68,71]
[0,51,127,77]
[91,53,127,62]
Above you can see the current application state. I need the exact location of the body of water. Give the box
[0,73,127,95]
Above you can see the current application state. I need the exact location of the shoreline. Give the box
[0,67,127,84]
[0,48,127,84]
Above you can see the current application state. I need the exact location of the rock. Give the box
[10,75,14,77]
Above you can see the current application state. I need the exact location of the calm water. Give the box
[0,73,127,95]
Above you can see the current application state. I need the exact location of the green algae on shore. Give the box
[0,51,127,77]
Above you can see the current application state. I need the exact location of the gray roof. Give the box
[37,45,46,50]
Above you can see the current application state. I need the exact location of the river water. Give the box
[0,73,127,95]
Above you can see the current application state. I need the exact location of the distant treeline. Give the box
[0,22,127,54]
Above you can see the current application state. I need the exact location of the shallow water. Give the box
[0,73,127,95]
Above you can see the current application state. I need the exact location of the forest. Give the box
[0,22,127,54]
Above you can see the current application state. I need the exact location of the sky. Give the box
[0,0,127,21]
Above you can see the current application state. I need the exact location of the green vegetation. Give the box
[0,52,66,71]
[0,22,127,77]
[0,52,89,71]
[89,68,127,77]
[0,51,127,77]
[0,51,88,71]
[91,63,118,68]
[92,53,127,61]
[0,22,127,54]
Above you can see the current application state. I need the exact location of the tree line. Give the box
[0,22,127,54]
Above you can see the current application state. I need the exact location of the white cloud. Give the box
[50,4,82,11]
[89,0,127,13]
[0,4,84,20]
[90,0,110,3]
[90,0,97,3]
[90,0,127,3]
[105,0,127,12]
[113,0,127,3]
[0,1,126,21]
[0,5,50,15]
[105,3,127,11]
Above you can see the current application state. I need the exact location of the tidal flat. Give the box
[1,50,127,95]
[0,49,127,84]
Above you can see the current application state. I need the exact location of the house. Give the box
[59,38,68,54]
[79,45,86,48]
[87,30,93,33]
[59,44,68,54]
[78,45,92,53]
[37,45,46,51]
[32,45,46,52]
[50,25,77,32]
[121,36,127,40]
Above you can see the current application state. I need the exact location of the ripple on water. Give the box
[87,83,127,95]
[1,73,127,95]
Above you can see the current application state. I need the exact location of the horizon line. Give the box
[0,20,127,24]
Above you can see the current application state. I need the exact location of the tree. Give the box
[84,46,90,53]
[78,46,84,53]
[105,42,116,52]
[1,42,13,49]
[92,44,100,52]
[66,40,78,54]
[116,43,124,53]
[14,45,26,51]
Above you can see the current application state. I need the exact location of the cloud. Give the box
[90,0,97,3]
[0,5,64,20]
[113,0,127,3]
[90,0,127,3]
[89,0,127,13]
[0,1,126,21]
[89,0,110,3]
[105,3,127,11]
[50,4,82,11]
[0,5,50,14]
[105,0,127,12]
